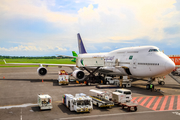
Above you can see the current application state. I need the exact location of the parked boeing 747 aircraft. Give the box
[4,33,175,89]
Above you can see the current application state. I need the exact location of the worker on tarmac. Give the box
[150,84,154,92]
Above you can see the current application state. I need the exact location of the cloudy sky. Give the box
[0,0,180,56]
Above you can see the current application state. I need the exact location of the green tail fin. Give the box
[71,51,77,62]
[72,51,78,57]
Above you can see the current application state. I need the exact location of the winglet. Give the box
[3,59,7,64]
[77,33,87,54]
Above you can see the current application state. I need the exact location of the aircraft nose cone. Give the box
[165,60,175,73]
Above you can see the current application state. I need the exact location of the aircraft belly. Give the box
[99,67,127,76]
[80,66,127,76]
[130,65,166,78]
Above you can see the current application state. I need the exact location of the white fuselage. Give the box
[78,46,175,78]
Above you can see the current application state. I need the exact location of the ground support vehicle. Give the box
[62,93,93,113]
[37,94,52,110]
[111,89,138,112]
[90,89,114,108]
[119,76,132,88]
[121,101,138,112]
[96,85,119,89]
[172,68,180,76]
[105,76,119,85]
[58,70,69,85]
[105,76,132,88]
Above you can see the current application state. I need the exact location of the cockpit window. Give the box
[149,49,159,52]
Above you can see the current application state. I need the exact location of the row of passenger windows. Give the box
[138,63,159,65]
[117,49,159,54]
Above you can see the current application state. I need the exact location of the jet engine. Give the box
[37,67,47,76]
[72,70,85,79]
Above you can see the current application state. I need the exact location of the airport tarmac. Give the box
[0,67,180,120]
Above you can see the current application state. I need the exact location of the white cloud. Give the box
[0,45,67,52]
[1,0,179,42]
[0,0,78,24]
[77,0,180,41]
[78,4,100,24]
[0,0,180,56]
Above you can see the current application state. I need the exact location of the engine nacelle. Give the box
[37,67,47,76]
[72,70,85,79]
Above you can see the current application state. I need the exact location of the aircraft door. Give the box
[133,59,137,69]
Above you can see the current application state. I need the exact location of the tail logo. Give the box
[80,59,84,66]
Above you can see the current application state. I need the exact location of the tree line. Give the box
[0,55,71,59]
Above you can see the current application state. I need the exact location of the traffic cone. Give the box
[42,79,44,82]
[3,76,5,79]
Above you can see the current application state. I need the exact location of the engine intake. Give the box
[37,67,47,76]
[72,70,85,79]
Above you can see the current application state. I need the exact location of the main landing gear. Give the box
[83,67,100,86]
[146,77,165,90]
[146,84,154,90]
[146,78,155,90]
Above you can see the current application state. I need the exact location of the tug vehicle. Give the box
[37,94,52,110]
[171,67,180,76]
[58,70,69,85]
[62,93,93,112]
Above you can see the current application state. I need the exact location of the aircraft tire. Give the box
[86,81,88,86]
[160,81,165,85]
[158,81,161,85]
[146,84,150,90]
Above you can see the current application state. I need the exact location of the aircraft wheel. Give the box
[160,81,165,85]
[86,81,88,86]
[158,81,161,85]
[146,84,150,90]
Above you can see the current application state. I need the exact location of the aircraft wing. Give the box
[3,59,76,67]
